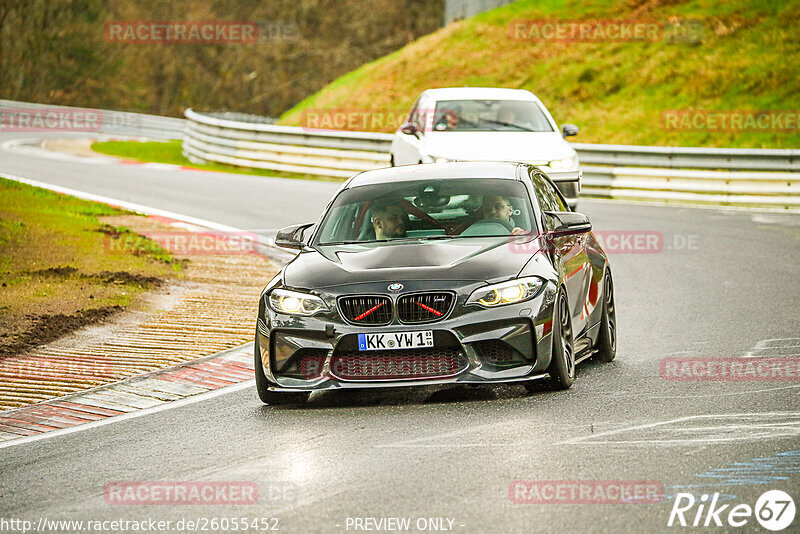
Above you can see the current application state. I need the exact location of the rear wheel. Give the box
[594,271,617,362]
[547,290,575,390]
[254,335,310,405]
[390,154,395,167]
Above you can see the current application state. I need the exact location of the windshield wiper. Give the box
[482,119,537,132]
[416,235,454,240]
[318,240,383,245]
[320,234,510,246]
[416,234,509,241]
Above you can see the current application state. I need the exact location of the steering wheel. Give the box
[461,219,513,237]
[397,198,464,235]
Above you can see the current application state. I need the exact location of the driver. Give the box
[371,201,407,239]
[482,196,526,235]
[434,105,461,131]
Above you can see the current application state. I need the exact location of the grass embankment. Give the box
[279,0,800,149]
[0,178,183,356]
[91,140,344,182]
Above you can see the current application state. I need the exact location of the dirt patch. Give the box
[0,306,123,358]
[29,265,163,287]
[97,224,123,237]
[97,271,164,288]
[31,266,80,277]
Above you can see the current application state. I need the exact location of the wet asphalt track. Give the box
[1,132,799,533]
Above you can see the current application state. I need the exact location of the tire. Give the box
[254,335,310,405]
[390,154,395,167]
[547,289,575,390]
[593,270,617,362]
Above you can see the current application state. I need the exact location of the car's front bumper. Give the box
[256,282,558,391]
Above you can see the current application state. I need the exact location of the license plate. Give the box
[357,330,433,351]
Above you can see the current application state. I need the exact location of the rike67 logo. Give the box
[668,490,795,531]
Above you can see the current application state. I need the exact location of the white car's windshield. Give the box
[315,178,536,245]
[432,99,554,132]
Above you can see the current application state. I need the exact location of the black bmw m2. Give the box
[255,162,616,404]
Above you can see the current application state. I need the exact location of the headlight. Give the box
[434,157,451,163]
[548,156,577,170]
[466,277,545,308]
[268,288,328,316]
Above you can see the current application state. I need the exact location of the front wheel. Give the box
[254,336,310,405]
[593,271,617,362]
[547,290,575,390]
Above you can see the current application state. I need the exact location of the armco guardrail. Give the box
[184,108,800,208]
[183,108,391,177]
[573,143,799,172]
[580,166,800,207]
[1,100,185,139]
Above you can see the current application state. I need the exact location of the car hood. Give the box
[283,238,535,289]
[422,131,575,162]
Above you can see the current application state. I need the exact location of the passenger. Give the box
[482,196,526,235]
[496,105,534,130]
[371,202,407,239]
[496,106,517,125]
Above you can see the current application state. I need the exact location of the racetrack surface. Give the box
[1,132,799,533]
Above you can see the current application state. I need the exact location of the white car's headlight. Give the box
[434,157,452,163]
[268,288,328,316]
[548,156,577,170]
[466,277,545,308]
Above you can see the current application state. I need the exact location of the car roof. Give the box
[347,161,524,187]
[420,87,540,102]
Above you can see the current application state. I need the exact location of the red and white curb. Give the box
[0,343,255,447]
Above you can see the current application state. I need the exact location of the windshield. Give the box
[431,99,554,132]
[314,178,536,245]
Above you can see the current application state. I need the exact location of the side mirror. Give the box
[275,223,314,250]
[400,122,420,137]
[544,211,591,236]
[561,123,579,137]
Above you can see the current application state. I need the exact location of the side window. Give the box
[529,170,568,231]
[546,180,568,211]
[529,170,559,212]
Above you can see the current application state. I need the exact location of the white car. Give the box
[390,87,582,208]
